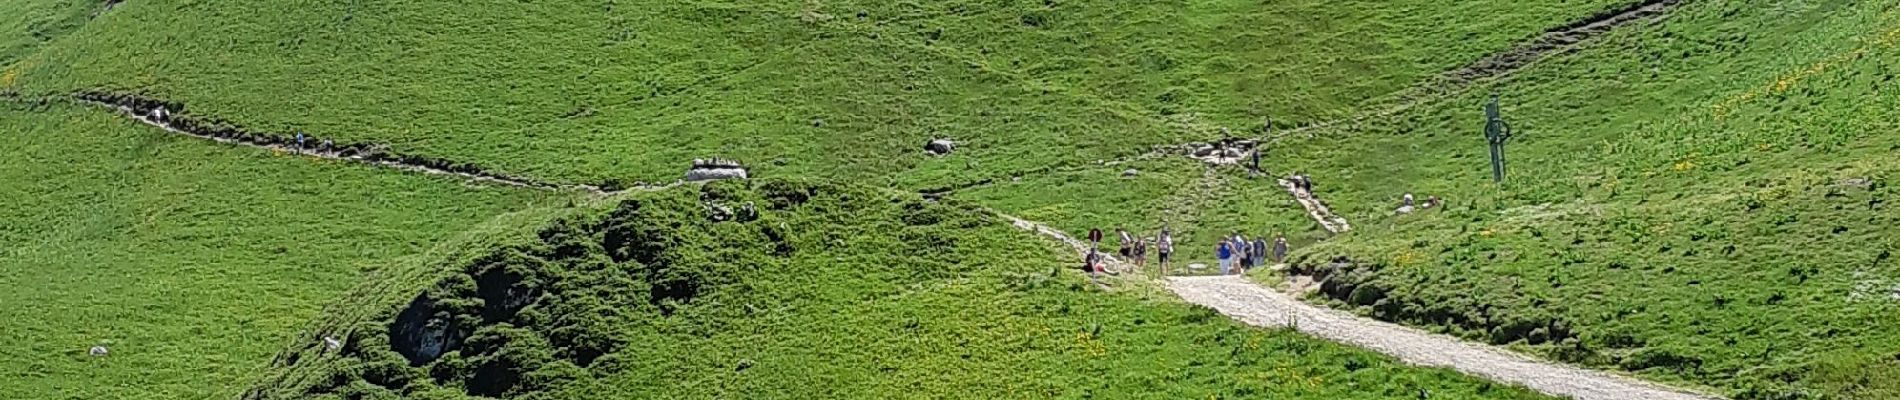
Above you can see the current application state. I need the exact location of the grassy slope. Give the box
[0,103,556,399]
[0,0,92,66]
[245,179,1556,400]
[5,0,1630,187]
[1249,0,1900,398]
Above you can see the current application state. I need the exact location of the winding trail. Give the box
[1278,178,1352,234]
[1167,276,1719,400]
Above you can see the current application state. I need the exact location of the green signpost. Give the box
[1484,94,1513,184]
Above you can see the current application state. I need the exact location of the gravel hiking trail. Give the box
[1168,276,1723,400]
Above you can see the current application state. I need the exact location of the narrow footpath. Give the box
[1167,276,1720,400]
[1279,178,1352,234]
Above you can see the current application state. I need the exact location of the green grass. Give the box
[0,102,558,399]
[0,0,93,66]
[244,179,1557,399]
[1235,0,1900,398]
[9,0,1897,398]
[4,0,1634,188]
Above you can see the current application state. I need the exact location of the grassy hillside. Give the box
[0,0,94,65]
[1244,0,1900,398]
[4,0,1632,188]
[244,179,1555,399]
[0,102,557,399]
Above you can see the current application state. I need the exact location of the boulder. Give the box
[925,139,956,156]
[1122,168,1139,177]
[389,295,458,365]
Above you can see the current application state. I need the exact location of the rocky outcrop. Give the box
[685,158,748,182]
[389,296,458,365]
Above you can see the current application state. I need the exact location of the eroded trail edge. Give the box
[74,92,663,195]
[1168,276,1722,400]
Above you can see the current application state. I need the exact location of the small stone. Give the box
[89,346,109,357]
[323,336,343,351]
[1122,168,1139,177]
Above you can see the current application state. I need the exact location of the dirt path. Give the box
[1168,276,1721,400]
[1277,178,1352,234]
[74,93,669,196]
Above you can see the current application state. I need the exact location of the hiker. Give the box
[1117,227,1134,259]
[1133,237,1149,272]
[1423,195,1442,209]
[1087,228,1104,251]
[1157,228,1175,275]
[1216,239,1234,275]
[1273,234,1289,264]
[1397,193,1417,214]
[1251,235,1269,270]
[1082,249,1100,279]
[1250,148,1262,174]
[1229,231,1249,272]
[296,131,306,151]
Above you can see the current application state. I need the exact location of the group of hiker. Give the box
[293,131,335,153]
[1080,226,1288,278]
[1081,227,1171,277]
[1214,231,1289,275]
[1395,192,1443,214]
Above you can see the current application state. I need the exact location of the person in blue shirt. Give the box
[1216,240,1234,275]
